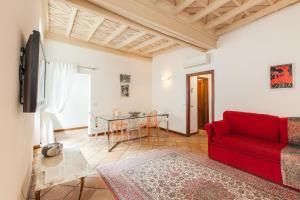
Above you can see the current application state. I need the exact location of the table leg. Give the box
[35,190,40,200]
[79,177,85,200]
[107,121,110,141]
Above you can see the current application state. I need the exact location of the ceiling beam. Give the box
[216,0,300,35]
[86,0,216,49]
[143,41,175,54]
[129,36,162,52]
[115,31,146,49]
[267,0,275,5]
[45,32,151,61]
[65,0,208,51]
[195,0,222,17]
[86,16,105,41]
[102,24,128,45]
[231,0,251,16]
[174,0,196,14]
[204,0,264,30]
[190,0,231,22]
[66,7,78,37]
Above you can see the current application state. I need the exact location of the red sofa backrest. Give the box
[223,111,280,142]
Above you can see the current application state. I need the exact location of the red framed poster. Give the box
[270,64,293,89]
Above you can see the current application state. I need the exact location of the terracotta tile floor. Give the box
[30,129,208,200]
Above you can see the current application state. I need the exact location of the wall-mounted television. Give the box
[19,30,46,113]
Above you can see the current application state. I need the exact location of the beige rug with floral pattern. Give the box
[97,148,300,200]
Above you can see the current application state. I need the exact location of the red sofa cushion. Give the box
[211,120,231,140]
[215,134,286,162]
[223,111,280,142]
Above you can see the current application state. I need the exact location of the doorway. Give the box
[197,78,209,129]
[186,70,214,136]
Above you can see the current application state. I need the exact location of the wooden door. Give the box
[197,78,209,129]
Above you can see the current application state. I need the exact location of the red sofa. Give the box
[205,111,288,184]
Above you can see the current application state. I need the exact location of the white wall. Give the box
[152,3,300,134]
[0,0,41,199]
[53,73,90,130]
[43,40,152,133]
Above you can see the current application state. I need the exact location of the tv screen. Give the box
[20,30,44,113]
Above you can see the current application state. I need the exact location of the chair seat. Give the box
[214,134,286,162]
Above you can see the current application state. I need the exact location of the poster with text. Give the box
[270,64,293,89]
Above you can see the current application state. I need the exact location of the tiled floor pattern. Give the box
[30,129,208,200]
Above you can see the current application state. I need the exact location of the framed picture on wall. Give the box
[120,74,130,83]
[270,64,293,89]
[121,85,129,97]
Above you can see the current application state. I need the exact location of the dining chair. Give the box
[89,112,106,141]
[110,110,128,143]
[127,118,142,143]
[142,110,168,143]
[157,113,169,142]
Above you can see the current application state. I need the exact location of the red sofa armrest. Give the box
[279,117,288,144]
[204,123,214,145]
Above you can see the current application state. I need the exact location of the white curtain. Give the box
[40,61,77,145]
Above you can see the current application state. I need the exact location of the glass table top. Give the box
[97,113,168,121]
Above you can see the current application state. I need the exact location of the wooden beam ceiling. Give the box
[115,31,146,49]
[190,0,231,23]
[129,36,162,51]
[86,16,104,41]
[65,0,209,51]
[174,0,196,14]
[231,0,251,16]
[216,0,300,35]
[144,41,174,54]
[87,0,217,50]
[66,7,78,37]
[204,0,265,30]
[45,0,300,60]
[101,24,128,45]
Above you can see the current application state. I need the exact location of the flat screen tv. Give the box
[19,30,45,113]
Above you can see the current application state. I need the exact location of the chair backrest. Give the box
[112,109,121,117]
[147,110,158,127]
[89,112,97,128]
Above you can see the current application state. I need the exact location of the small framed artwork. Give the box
[121,85,129,97]
[270,64,293,89]
[120,74,131,83]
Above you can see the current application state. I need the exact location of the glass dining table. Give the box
[97,113,169,152]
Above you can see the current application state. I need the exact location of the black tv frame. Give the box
[19,30,46,113]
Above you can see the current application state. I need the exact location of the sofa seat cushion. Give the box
[223,111,280,142]
[215,134,286,162]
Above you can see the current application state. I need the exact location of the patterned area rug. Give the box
[97,149,300,200]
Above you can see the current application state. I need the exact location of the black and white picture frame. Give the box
[121,84,129,97]
[120,74,131,83]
